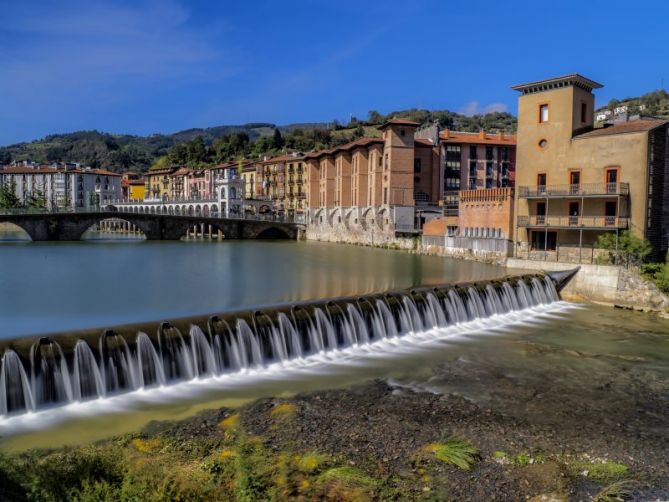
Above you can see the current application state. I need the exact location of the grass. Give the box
[422,435,479,470]
[593,480,635,501]
[218,413,240,431]
[565,458,629,484]
[316,466,377,501]
[269,402,297,418]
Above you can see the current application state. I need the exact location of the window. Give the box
[537,173,547,191]
[469,145,477,158]
[383,187,388,204]
[538,139,548,149]
[539,104,549,123]
[486,146,493,160]
[568,202,579,225]
[581,102,587,123]
[414,159,422,173]
[606,168,619,193]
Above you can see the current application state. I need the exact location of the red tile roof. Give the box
[378,118,420,129]
[304,137,384,160]
[573,118,668,139]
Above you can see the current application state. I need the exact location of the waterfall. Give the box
[0,274,566,419]
[0,350,34,414]
[72,340,105,401]
[189,326,217,377]
[136,333,166,388]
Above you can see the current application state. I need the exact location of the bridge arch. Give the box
[0,221,32,241]
[80,217,147,241]
[254,226,291,239]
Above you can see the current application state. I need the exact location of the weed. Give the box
[422,436,479,470]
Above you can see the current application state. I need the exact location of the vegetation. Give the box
[641,255,669,293]
[420,434,480,470]
[602,89,669,120]
[595,230,651,267]
[0,107,517,173]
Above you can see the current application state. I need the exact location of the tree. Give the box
[0,179,22,210]
[596,230,651,267]
[27,186,47,211]
[367,110,383,124]
[353,123,365,140]
[272,129,284,149]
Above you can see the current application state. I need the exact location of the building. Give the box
[439,129,516,219]
[512,73,669,261]
[257,153,304,214]
[306,119,443,241]
[121,172,145,200]
[146,166,177,201]
[284,156,307,217]
[239,160,257,200]
[170,167,191,201]
[0,162,122,209]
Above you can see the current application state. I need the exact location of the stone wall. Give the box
[306,224,418,250]
[506,258,669,310]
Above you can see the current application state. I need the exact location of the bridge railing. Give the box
[0,207,304,224]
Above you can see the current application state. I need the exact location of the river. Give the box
[0,239,668,454]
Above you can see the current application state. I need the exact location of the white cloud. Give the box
[458,101,508,116]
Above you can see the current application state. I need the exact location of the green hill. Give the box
[596,89,669,121]
[0,108,517,173]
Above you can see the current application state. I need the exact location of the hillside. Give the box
[596,89,669,122]
[0,109,517,173]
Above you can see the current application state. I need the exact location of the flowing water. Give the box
[0,240,667,451]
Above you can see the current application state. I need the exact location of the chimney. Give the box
[442,128,450,139]
[478,130,486,140]
[497,131,505,140]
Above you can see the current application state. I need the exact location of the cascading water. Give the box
[0,274,566,418]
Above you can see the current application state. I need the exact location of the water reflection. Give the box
[0,241,506,338]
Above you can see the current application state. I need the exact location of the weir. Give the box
[0,270,577,418]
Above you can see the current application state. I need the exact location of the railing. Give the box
[517,215,629,229]
[518,182,630,198]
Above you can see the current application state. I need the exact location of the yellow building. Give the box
[239,160,257,200]
[146,167,176,201]
[512,74,669,261]
[128,180,146,201]
[284,157,306,216]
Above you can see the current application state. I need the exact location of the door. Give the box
[536,201,546,225]
[606,169,618,194]
[568,202,579,226]
[569,171,580,194]
[605,201,617,226]
[531,231,557,251]
[537,173,547,194]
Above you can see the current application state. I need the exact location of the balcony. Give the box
[517,215,629,229]
[519,182,630,198]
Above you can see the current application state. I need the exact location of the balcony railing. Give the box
[517,215,629,229]
[518,182,630,198]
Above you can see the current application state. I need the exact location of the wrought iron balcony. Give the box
[518,182,629,198]
[517,215,629,229]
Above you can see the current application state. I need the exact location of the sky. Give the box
[1,0,668,145]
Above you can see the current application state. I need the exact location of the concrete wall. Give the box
[506,258,669,310]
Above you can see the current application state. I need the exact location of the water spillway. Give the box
[0,271,577,418]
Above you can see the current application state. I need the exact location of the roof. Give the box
[440,129,516,146]
[260,154,304,164]
[378,118,420,130]
[304,137,384,160]
[414,138,435,147]
[170,167,192,176]
[573,118,668,139]
[512,74,603,94]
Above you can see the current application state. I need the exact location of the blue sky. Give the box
[1,0,668,145]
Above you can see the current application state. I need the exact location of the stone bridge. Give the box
[0,212,300,241]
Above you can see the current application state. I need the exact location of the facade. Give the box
[127,179,146,201]
[257,153,304,214]
[306,119,443,240]
[440,130,516,217]
[240,161,257,200]
[0,162,122,209]
[146,167,176,201]
[512,73,669,261]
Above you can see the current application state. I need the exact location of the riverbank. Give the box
[2,372,666,501]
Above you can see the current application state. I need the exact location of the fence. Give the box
[514,242,640,268]
[422,235,513,255]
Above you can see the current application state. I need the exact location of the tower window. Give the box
[581,102,587,123]
[539,104,549,123]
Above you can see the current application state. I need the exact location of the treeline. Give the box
[605,89,669,118]
[0,107,519,174]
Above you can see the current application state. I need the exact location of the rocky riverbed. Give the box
[1,366,666,501]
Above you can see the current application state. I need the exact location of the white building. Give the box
[214,166,245,217]
[0,162,122,210]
